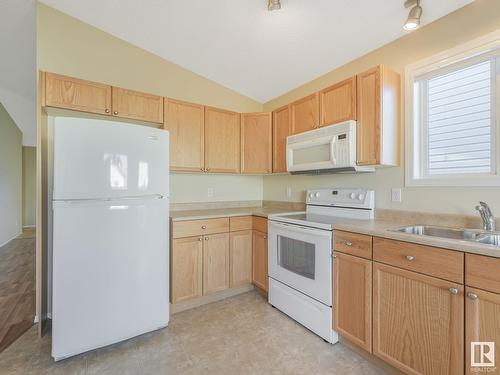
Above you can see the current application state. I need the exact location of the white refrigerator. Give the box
[51,117,170,361]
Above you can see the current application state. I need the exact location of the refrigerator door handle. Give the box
[55,194,167,203]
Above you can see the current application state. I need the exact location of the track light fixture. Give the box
[268,0,281,11]
[404,0,423,30]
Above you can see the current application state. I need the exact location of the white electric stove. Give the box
[268,188,374,343]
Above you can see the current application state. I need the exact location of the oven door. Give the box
[268,221,332,306]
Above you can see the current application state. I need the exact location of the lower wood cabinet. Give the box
[252,230,268,292]
[465,287,500,374]
[171,236,203,304]
[333,251,372,352]
[230,230,253,288]
[373,262,464,375]
[203,233,230,295]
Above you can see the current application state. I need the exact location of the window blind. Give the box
[423,59,493,175]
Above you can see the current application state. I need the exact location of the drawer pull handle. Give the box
[468,292,478,300]
[449,287,459,295]
[405,255,415,261]
[201,225,207,229]
[344,241,353,246]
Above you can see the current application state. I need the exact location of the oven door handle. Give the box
[269,221,332,238]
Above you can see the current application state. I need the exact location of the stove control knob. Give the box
[358,194,365,201]
[314,192,320,198]
[308,193,313,199]
[349,193,356,199]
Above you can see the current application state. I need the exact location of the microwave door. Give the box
[287,136,336,172]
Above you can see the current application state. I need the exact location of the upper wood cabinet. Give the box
[272,105,291,173]
[111,87,163,124]
[44,72,112,115]
[171,236,203,304]
[164,98,205,172]
[373,262,464,375]
[320,77,357,126]
[203,232,230,295]
[252,230,268,292]
[204,107,241,173]
[229,230,253,288]
[465,287,500,374]
[334,252,372,352]
[290,93,320,135]
[356,65,400,166]
[241,112,272,174]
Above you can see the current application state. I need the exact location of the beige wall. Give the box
[22,146,36,227]
[37,3,264,204]
[0,102,22,245]
[263,0,500,216]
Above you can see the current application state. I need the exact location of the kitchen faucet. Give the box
[476,201,496,232]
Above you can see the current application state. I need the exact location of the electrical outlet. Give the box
[286,187,292,198]
[207,187,214,198]
[391,188,402,203]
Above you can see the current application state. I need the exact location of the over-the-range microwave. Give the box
[286,120,374,174]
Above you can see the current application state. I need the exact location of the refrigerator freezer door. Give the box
[51,197,169,360]
[53,117,169,200]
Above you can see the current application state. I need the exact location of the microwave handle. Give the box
[330,137,337,165]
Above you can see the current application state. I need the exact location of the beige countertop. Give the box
[333,218,500,259]
[170,207,303,221]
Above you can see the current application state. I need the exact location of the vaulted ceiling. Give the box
[41,0,472,103]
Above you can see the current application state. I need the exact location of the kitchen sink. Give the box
[394,225,500,247]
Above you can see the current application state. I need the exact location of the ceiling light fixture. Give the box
[268,0,281,11]
[403,0,423,31]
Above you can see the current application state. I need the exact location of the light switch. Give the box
[207,187,214,198]
[391,188,402,203]
[286,187,292,198]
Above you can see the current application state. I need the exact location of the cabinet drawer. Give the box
[172,218,229,239]
[466,253,500,294]
[373,237,464,284]
[252,216,268,234]
[334,231,372,259]
[230,216,253,232]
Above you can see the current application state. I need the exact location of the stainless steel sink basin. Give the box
[395,225,481,241]
[476,234,500,246]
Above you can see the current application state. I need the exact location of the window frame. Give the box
[405,30,500,187]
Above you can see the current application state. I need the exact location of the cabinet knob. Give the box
[198,237,202,241]
[205,237,209,241]
[206,168,210,172]
[201,225,207,229]
[263,236,267,239]
[344,241,353,247]
[449,287,459,295]
[405,255,415,261]
[105,109,110,114]
[113,111,118,115]
[468,292,478,300]
[200,168,204,171]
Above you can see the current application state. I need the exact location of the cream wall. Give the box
[37,3,264,204]
[263,0,500,216]
[0,102,22,246]
[22,146,36,227]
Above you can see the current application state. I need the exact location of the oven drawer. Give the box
[373,237,464,284]
[334,230,372,259]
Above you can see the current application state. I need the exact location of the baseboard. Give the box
[23,225,36,228]
[172,284,254,314]
[0,231,23,248]
[34,315,39,324]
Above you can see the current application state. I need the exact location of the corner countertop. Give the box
[170,207,304,222]
[332,218,500,259]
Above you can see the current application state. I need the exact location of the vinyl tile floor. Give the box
[0,291,387,374]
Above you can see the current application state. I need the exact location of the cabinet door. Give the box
[272,105,291,173]
[252,230,268,292]
[290,93,319,135]
[205,107,241,173]
[171,236,203,304]
[241,112,272,174]
[320,76,356,126]
[357,66,381,165]
[333,252,372,352]
[203,233,230,295]
[44,72,112,115]
[373,263,464,375]
[111,87,164,123]
[164,99,205,172]
[466,287,500,374]
[229,230,253,288]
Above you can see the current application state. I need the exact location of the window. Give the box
[406,32,500,186]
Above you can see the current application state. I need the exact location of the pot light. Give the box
[268,0,281,11]
[404,0,423,30]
